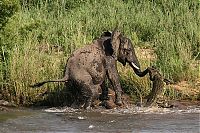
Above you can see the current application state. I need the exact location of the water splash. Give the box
[44,105,200,114]
[44,107,78,113]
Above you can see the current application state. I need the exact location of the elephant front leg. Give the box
[106,57,123,106]
[107,71,123,106]
[99,80,109,101]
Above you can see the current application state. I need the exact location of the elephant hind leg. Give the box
[81,84,100,109]
[72,71,101,109]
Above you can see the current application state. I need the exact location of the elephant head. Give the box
[111,28,141,71]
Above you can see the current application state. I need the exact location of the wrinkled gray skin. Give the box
[30,28,149,109]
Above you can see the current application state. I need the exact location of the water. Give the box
[0,106,199,133]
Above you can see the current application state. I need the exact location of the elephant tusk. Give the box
[131,62,140,70]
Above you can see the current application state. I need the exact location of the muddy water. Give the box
[0,106,199,133]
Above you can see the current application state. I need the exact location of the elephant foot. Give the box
[115,92,123,106]
[115,99,123,106]
[83,98,92,109]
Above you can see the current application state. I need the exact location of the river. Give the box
[0,105,199,133]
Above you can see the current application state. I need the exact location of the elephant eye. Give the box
[124,48,131,51]
[124,49,131,55]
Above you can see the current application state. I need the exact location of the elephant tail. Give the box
[30,71,69,88]
[29,77,69,88]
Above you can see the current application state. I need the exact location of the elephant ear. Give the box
[111,28,121,60]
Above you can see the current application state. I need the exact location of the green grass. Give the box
[0,0,199,105]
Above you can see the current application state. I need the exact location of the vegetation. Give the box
[0,0,199,106]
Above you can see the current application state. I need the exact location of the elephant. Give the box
[30,28,149,109]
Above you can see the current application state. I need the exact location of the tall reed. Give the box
[0,0,199,105]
